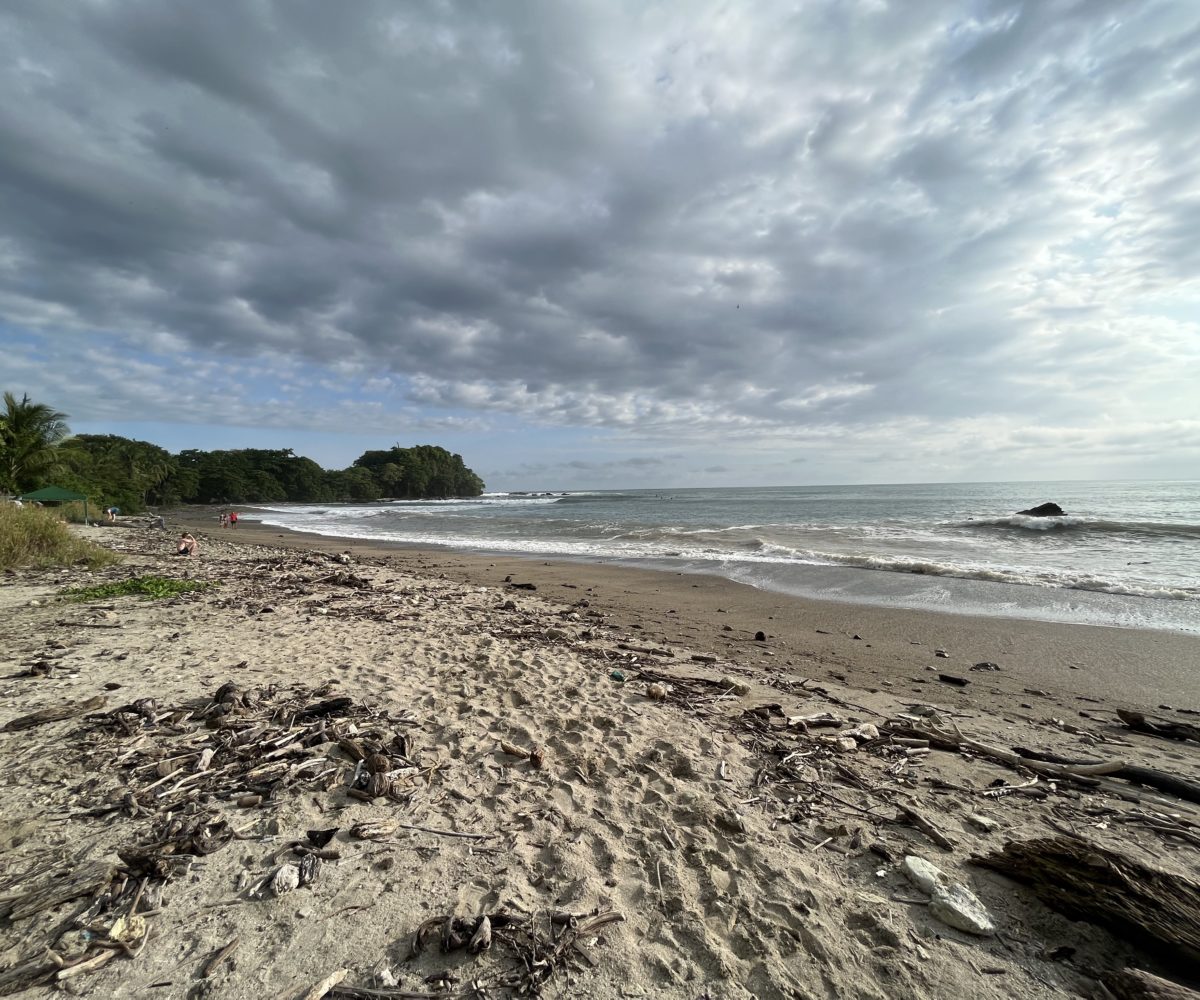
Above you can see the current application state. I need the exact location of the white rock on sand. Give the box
[930,883,997,937]
[902,855,948,894]
[903,854,996,936]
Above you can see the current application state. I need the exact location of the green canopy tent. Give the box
[17,486,90,524]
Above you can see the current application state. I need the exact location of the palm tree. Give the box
[0,392,71,494]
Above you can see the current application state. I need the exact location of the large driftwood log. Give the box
[1,695,107,732]
[884,720,1200,807]
[1011,747,1200,806]
[1105,968,1200,1000]
[1117,710,1200,745]
[974,836,1200,970]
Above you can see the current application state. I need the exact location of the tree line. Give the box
[1,392,485,512]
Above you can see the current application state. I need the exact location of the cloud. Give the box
[1,0,1198,485]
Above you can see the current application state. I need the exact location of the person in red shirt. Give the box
[229,511,238,529]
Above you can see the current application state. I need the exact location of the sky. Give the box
[2,0,1199,491]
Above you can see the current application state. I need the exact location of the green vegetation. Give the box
[57,434,178,512]
[2,389,486,513]
[60,575,215,602]
[0,392,70,494]
[0,504,120,571]
[350,444,485,499]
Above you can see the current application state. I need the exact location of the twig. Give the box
[298,968,349,1000]
[895,802,955,850]
[394,823,492,841]
[56,950,117,981]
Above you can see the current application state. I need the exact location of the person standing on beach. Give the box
[220,512,227,528]
[229,511,238,529]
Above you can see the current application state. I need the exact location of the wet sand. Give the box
[178,508,1200,710]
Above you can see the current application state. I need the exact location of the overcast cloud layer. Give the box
[2,0,1198,488]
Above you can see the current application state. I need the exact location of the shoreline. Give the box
[215,504,1200,635]
[172,507,1200,709]
[230,489,1200,634]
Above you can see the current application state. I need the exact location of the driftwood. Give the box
[1104,968,1200,1000]
[298,969,349,1000]
[974,836,1200,970]
[895,801,955,850]
[2,695,107,731]
[0,957,57,996]
[0,859,116,921]
[54,619,122,629]
[1011,747,1200,807]
[199,937,239,978]
[616,642,673,657]
[1118,710,1200,745]
[886,719,1200,807]
[885,721,1123,778]
[395,908,624,996]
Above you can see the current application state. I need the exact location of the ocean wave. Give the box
[803,553,1198,601]
[250,511,1199,603]
[553,492,651,504]
[952,515,1200,540]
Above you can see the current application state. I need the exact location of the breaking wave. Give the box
[954,516,1200,540]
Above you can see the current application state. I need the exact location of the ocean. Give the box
[247,481,1200,633]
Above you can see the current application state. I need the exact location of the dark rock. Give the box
[972,662,1002,671]
[938,674,969,687]
[1016,502,1064,517]
[754,631,767,642]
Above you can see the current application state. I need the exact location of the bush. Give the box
[59,501,90,524]
[60,576,215,602]
[0,503,120,571]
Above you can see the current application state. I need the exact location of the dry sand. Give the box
[0,517,1198,1000]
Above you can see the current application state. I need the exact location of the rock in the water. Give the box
[1016,502,1064,517]
[929,883,995,936]
[902,856,947,894]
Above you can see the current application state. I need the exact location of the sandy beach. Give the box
[0,516,1198,999]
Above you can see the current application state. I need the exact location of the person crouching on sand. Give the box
[176,533,198,557]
